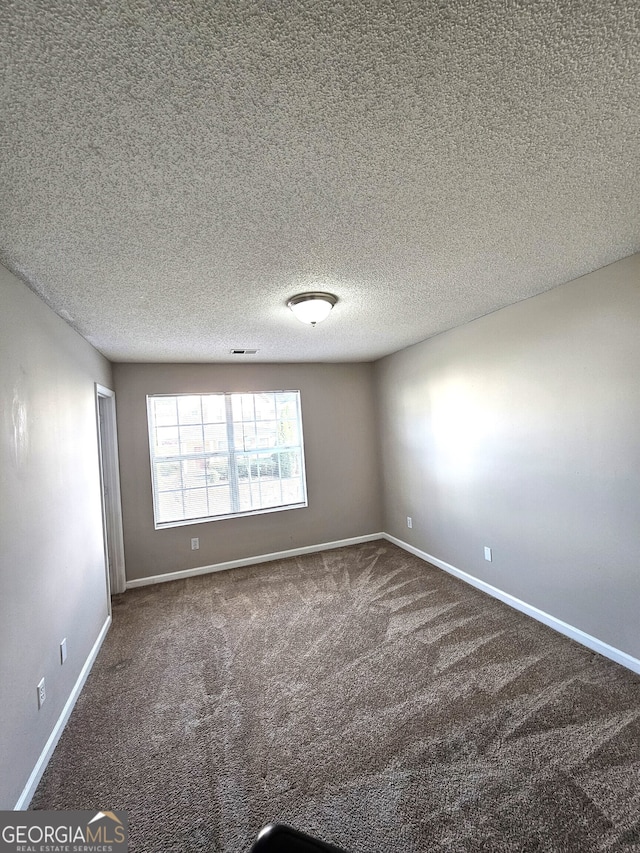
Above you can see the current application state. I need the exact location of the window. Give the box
[147,391,307,528]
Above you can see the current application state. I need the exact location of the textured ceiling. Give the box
[2,0,639,363]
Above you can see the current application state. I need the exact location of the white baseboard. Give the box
[384,533,640,676]
[13,532,640,810]
[126,533,386,589]
[14,615,112,810]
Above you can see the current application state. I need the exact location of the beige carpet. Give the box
[32,541,640,852]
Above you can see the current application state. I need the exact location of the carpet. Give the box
[31,541,640,852]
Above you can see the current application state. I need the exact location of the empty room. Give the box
[1,1,639,851]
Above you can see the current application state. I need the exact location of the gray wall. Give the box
[375,254,640,660]
[0,264,113,808]
[113,362,383,581]
[5,251,638,808]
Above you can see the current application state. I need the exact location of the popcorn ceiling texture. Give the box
[1,0,639,362]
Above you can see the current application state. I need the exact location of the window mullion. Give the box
[178,413,186,521]
[225,395,240,513]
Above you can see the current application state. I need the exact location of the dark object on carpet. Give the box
[31,542,640,852]
[250,822,348,852]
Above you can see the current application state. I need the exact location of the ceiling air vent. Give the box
[230,349,258,355]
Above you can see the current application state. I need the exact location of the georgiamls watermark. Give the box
[0,811,128,852]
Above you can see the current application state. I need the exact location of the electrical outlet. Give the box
[37,678,46,709]
[407,516,413,529]
[60,638,67,664]
[191,537,199,550]
[484,546,492,562]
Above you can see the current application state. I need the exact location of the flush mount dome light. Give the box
[287,292,338,326]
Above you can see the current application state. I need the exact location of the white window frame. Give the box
[147,390,308,529]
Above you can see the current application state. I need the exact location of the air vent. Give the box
[230,349,258,355]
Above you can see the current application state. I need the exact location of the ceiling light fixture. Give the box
[287,292,338,326]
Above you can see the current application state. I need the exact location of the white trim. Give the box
[14,616,112,810]
[384,533,640,676]
[146,390,309,531]
[126,533,385,589]
[153,500,308,530]
[13,532,640,809]
[96,385,127,595]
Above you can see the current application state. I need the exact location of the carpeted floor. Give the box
[31,541,640,852]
